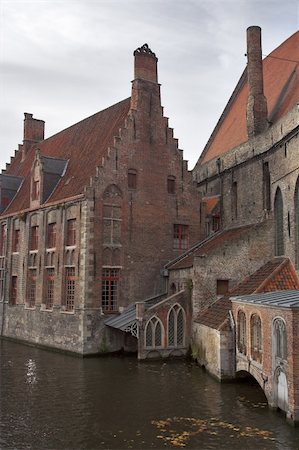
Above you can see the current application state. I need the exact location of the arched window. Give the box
[237,310,247,355]
[295,177,299,268]
[167,304,185,347]
[274,187,284,256]
[250,314,262,363]
[144,317,164,348]
[273,318,287,360]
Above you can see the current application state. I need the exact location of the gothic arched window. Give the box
[144,317,164,348]
[274,187,284,256]
[237,310,247,355]
[273,318,287,360]
[167,304,185,347]
[250,314,262,363]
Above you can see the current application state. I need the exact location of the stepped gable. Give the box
[2,98,131,215]
[168,225,252,270]
[197,31,299,165]
[196,256,299,330]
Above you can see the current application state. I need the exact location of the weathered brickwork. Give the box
[0,44,201,355]
[232,301,299,422]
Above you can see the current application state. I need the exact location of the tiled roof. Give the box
[168,225,252,270]
[2,98,131,214]
[198,31,299,164]
[196,257,299,330]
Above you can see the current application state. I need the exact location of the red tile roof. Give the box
[198,31,299,165]
[196,257,299,330]
[2,98,131,214]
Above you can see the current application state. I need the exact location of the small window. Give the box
[47,223,57,249]
[216,279,229,296]
[173,224,189,250]
[12,229,20,253]
[30,226,39,251]
[167,176,176,194]
[128,170,137,190]
[66,219,76,246]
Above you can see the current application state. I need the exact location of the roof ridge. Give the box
[41,97,131,144]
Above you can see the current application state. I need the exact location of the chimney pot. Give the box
[133,43,158,83]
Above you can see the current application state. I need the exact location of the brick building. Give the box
[1,25,299,422]
[168,27,299,423]
[0,44,201,355]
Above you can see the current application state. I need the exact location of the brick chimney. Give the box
[246,26,268,138]
[133,43,158,83]
[22,113,45,161]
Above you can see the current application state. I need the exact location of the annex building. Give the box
[1,26,299,422]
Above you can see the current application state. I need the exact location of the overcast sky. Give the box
[0,0,298,171]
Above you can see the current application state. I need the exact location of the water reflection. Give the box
[25,358,37,385]
[1,340,299,449]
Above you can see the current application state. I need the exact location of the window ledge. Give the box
[60,309,75,315]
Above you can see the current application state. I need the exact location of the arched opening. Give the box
[235,371,268,405]
[274,187,284,256]
[167,304,186,347]
[144,316,164,349]
[237,310,247,355]
[273,318,287,361]
[250,314,262,364]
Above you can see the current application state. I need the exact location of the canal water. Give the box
[1,340,299,449]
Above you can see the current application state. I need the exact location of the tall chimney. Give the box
[246,26,268,138]
[133,43,158,83]
[22,113,45,161]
